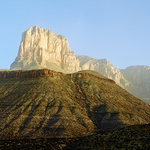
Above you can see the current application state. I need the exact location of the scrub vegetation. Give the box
[0,69,150,149]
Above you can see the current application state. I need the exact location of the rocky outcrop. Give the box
[0,69,65,79]
[0,69,115,84]
[11,25,81,73]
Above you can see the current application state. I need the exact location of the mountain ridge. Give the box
[0,69,150,139]
[9,25,150,103]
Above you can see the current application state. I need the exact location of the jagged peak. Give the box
[29,25,45,30]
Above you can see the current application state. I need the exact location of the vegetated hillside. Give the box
[64,123,150,150]
[0,69,150,140]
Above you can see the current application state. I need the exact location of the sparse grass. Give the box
[0,69,150,141]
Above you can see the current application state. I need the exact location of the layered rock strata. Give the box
[0,69,115,84]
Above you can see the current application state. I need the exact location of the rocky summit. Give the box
[11,25,81,73]
[0,69,150,140]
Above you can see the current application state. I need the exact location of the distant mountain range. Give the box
[8,25,150,103]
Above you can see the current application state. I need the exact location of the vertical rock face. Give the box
[11,25,81,73]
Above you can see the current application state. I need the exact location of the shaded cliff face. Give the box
[10,25,80,73]
[0,69,150,139]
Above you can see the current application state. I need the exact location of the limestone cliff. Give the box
[11,25,81,73]
[10,25,129,89]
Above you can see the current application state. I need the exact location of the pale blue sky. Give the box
[0,0,150,69]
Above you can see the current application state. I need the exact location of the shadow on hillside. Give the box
[90,103,126,132]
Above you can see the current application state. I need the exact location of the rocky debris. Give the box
[11,25,81,73]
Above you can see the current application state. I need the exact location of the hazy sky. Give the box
[0,0,150,69]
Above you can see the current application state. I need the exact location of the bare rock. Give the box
[11,25,81,73]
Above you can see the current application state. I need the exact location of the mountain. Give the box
[10,25,131,94]
[10,25,130,89]
[11,25,81,73]
[121,66,150,101]
[0,69,150,139]
[76,56,150,104]
[10,25,150,103]
[76,55,131,90]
